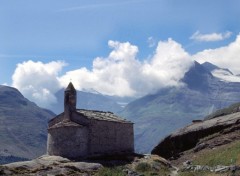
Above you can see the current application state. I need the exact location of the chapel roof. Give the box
[48,120,83,130]
[48,109,132,129]
[76,109,132,123]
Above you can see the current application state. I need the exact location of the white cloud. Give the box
[60,40,140,97]
[193,34,240,74]
[60,39,193,97]
[12,60,66,108]
[190,31,232,42]
[11,39,193,107]
[212,69,240,82]
[12,35,240,108]
[141,38,192,93]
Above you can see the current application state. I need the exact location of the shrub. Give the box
[97,167,125,176]
[135,162,151,172]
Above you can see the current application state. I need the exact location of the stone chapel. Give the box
[47,82,134,159]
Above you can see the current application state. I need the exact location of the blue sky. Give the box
[1,0,240,107]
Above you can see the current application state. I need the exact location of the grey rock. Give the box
[183,160,192,166]
[4,155,70,168]
[1,155,103,175]
[62,162,102,171]
[181,164,240,173]
[152,112,240,159]
[214,165,229,172]
[123,168,143,176]
[194,143,209,152]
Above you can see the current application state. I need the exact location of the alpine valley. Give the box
[1,61,240,163]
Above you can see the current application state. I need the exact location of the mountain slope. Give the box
[121,61,240,153]
[49,89,123,114]
[0,85,55,164]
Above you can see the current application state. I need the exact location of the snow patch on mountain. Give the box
[201,62,240,83]
[212,69,240,82]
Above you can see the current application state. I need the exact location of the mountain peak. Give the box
[202,62,234,75]
[201,62,220,72]
[182,61,213,92]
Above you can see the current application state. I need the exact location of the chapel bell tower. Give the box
[64,82,77,120]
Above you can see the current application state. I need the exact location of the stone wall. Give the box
[47,111,134,158]
[47,126,89,158]
[88,120,134,156]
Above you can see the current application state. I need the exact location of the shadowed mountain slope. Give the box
[0,86,55,164]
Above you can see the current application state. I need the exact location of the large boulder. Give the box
[151,112,240,159]
[0,155,103,175]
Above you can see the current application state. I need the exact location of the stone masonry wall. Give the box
[88,120,134,156]
[47,126,89,158]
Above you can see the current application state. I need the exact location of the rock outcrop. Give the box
[0,154,176,176]
[0,155,103,175]
[151,111,240,159]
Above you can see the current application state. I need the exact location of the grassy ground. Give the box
[192,140,240,166]
[178,140,240,176]
[134,161,170,176]
[95,155,172,176]
[95,141,240,176]
[178,172,235,176]
[96,167,125,176]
